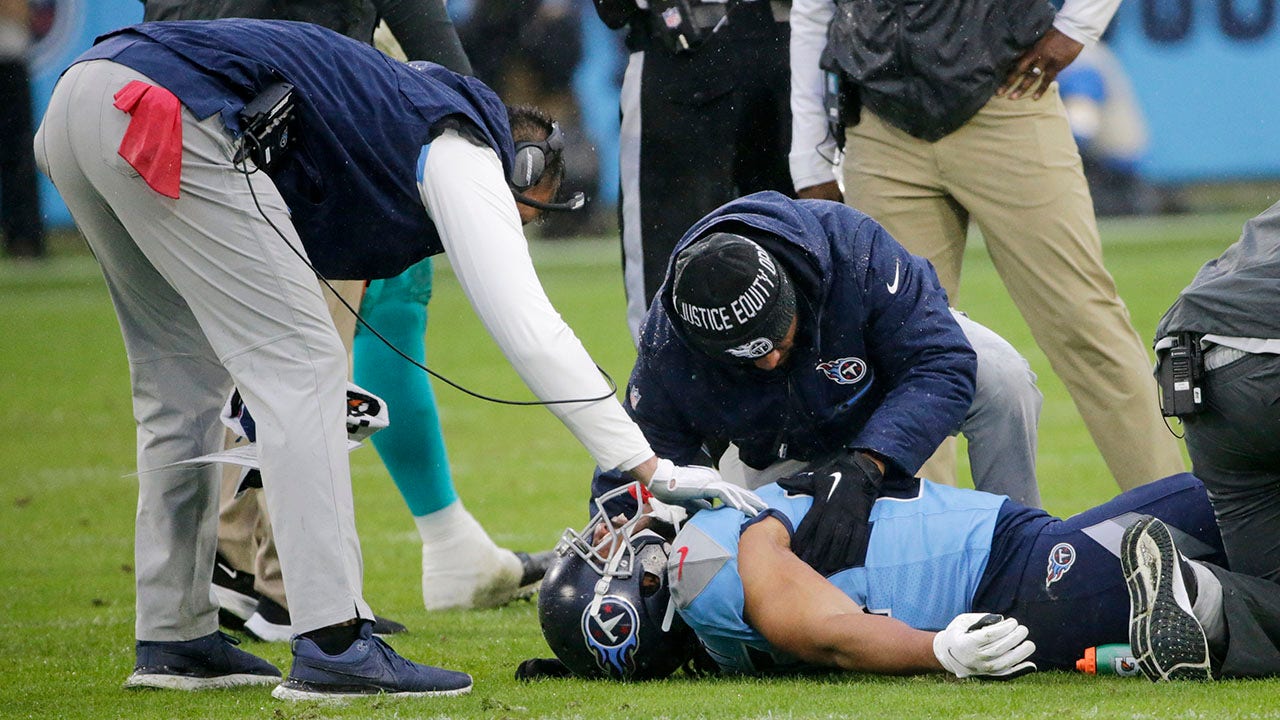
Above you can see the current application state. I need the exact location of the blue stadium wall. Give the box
[1108,0,1280,183]
[22,0,1280,227]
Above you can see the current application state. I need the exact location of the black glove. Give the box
[776,450,885,577]
[515,657,572,681]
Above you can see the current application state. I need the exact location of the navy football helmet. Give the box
[538,483,698,680]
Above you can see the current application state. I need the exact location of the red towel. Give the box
[112,80,183,199]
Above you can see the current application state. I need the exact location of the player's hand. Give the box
[998,28,1084,100]
[796,181,843,203]
[515,657,572,680]
[776,450,883,576]
[646,459,767,516]
[933,613,1037,679]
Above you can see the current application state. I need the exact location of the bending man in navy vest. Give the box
[34,19,763,700]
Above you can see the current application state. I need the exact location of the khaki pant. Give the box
[844,86,1183,490]
[218,279,365,608]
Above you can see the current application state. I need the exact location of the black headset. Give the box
[510,121,586,212]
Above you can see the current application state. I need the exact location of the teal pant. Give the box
[353,257,456,517]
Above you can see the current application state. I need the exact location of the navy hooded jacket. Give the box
[626,191,976,477]
[75,19,514,280]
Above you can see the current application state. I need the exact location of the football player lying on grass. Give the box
[526,473,1280,682]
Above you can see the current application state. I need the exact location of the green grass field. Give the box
[4,212,1279,719]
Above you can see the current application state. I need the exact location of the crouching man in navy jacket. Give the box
[602,191,1041,576]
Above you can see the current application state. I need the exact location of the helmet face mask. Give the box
[538,483,697,680]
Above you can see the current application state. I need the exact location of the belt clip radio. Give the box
[1155,331,1205,417]
[649,0,712,53]
[821,68,860,151]
[233,81,297,173]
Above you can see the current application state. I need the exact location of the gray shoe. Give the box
[1121,516,1212,681]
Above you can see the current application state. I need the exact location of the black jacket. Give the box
[823,0,1055,141]
[1157,199,1280,340]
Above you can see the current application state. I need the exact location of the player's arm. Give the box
[739,515,939,673]
[740,515,1037,678]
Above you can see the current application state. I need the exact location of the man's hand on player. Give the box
[777,450,883,576]
[933,613,1037,679]
[646,458,767,516]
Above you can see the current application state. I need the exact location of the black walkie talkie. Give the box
[1155,331,1205,417]
[233,82,297,172]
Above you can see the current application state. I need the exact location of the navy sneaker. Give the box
[124,631,281,690]
[1121,516,1212,681]
[272,622,472,700]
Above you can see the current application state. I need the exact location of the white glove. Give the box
[933,613,1037,679]
[647,459,768,516]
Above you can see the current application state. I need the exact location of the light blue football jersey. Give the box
[668,480,1006,673]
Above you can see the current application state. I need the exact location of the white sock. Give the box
[414,501,522,610]
[415,500,492,547]
[1189,560,1226,653]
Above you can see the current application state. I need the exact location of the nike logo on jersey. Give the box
[217,561,239,580]
[826,471,842,500]
[886,260,901,294]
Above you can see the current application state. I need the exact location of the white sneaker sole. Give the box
[124,671,280,691]
[1121,517,1211,681]
[270,681,472,701]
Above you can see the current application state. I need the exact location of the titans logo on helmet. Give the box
[581,595,640,678]
[816,356,867,385]
[1045,542,1076,589]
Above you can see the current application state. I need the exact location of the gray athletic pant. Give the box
[36,60,372,640]
[949,311,1042,507]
